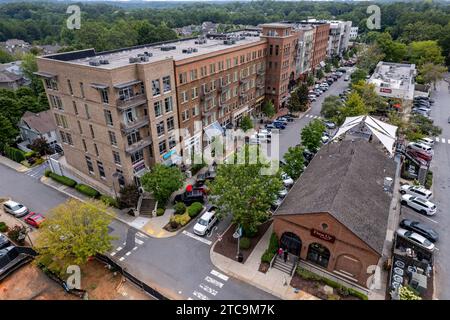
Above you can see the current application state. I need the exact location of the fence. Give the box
[95,254,168,300]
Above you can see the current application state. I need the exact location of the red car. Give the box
[24,212,46,228]
[406,149,432,162]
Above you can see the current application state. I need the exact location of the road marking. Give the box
[192,290,210,300]
[132,246,138,251]
[119,257,125,261]
[110,252,116,256]
[435,137,440,142]
[182,230,212,245]
[135,238,144,245]
[199,283,218,296]
[210,269,229,282]
[125,251,131,256]
[442,138,446,143]
[188,297,193,300]
[136,232,149,239]
[204,276,224,288]
[447,139,450,144]
[406,209,439,224]
[115,246,123,251]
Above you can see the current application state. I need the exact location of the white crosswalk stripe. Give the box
[210,269,229,282]
[199,283,218,296]
[182,230,212,245]
[435,137,440,142]
[193,290,210,300]
[448,139,450,144]
[136,232,149,239]
[190,269,229,300]
[442,138,446,143]
[135,238,144,245]
[204,276,224,288]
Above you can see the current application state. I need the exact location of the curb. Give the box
[0,156,30,173]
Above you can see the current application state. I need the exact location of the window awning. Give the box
[33,71,57,79]
[204,121,224,141]
[113,80,142,89]
[90,83,109,89]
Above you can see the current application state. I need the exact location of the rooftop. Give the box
[275,140,396,254]
[42,31,263,70]
[368,61,416,95]
[20,110,56,134]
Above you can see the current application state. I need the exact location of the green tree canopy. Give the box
[419,62,447,90]
[350,68,368,85]
[283,146,304,180]
[288,83,309,113]
[239,115,253,132]
[141,164,184,205]
[0,114,18,149]
[341,92,370,119]
[0,49,14,63]
[408,40,445,66]
[301,119,325,152]
[320,95,343,120]
[261,101,276,119]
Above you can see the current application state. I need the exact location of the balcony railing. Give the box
[125,135,152,154]
[120,116,150,133]
[116,93,147,110]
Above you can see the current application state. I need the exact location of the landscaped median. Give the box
[163,201,204,232]
[44,170,119,208]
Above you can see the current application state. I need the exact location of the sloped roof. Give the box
[21,110,56,134]
[0,70,22,83]
[275,140,396,254]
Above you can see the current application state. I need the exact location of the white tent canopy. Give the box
[332,115,398,155]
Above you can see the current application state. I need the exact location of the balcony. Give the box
[120,116,150,133]
[218,82,231,92]
[116,93,147,110]
[200,89,216,101]
[125,136,152,154]
[239,78,249,85]
[257,69,265,77]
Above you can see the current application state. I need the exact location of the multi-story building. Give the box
[298,20,330,71]
[350,27,359,41]
[36,24,331,193]
[325,20,352,58]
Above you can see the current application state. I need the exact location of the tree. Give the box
[283,146,304,180]
[301,119,325,152]
[351,80,387,114]
[209,146,282,235]
[320,95,343,120]
[0,49,13,63]
[35,199,115,274]
[350,68,368,85]
[408,40,445,66]
[324,63,332,73]
[141,164,184,205]
[341,92,370,120]
[30,137,51,156]
[357,44,385,73]
[306,74,315,87]
[288,83,309,113]
[374,32,407,63]
[399,286,421,300]
[0,114,18,149]
[316,69,324,80]
[261,101,275,119]
[240,115,253,132]
[118,184,140,209]
[419,63,447,90]
[21,53,43,95]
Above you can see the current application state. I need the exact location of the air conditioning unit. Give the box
[140,55,149,62]
[89,60,100,66]
[129,57,140,63]
[99,59,109,65]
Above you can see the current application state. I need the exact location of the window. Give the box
[181,91,188,103]
[240,55,245,64]
[167,116,174,131]
[275,45,279,56]
[125,108,134,122]
[100,89,109,104]
[77,120,83,134]
[189,70,198,82]
[168,136,177,149]
[159,140,167,155]
[156,121,165,136]
[72,101,78,115]
[94,143,99,157]
[80,82,85,98]
[89,124,95,138]
[200,66,207,77]
[269,45,273,56]
[234,56,238,66]
[85,156,94,173]
[97,161,105,178]
[209,63,215,74]
[154,101,162,117]
[211,80,216,91]
[152,79,161,96]
[162,76,171,92]
[59,115,68,128]
[45,78,58,90]
[191,87,198,99]
[104,110,113,126]
[181,109,189,122]
[218,61,224,71]
[127,130,141,145]
[164,96,173,113]
[82,139,87,152]
[226,58,231,69]
[119,87,133,101]
[179,72,187,85]
[85,104,90,119]
[233,71,238,82]
[67,79,73,95]
[192,105,199,116]
[49,95,63,110]
[112,151,121,165]
[131,149,144,164]
[109,131,117,146]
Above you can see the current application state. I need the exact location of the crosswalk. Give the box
[181,230,213,246]
[305,114,322,119]
[434,137,450,144]
[25,162,48,180]
[189,269,229,300]
[110,231,148,261]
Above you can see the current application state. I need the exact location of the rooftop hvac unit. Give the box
[99,59,109,65]
[89,60,100,66]
[161,45,176,51]
[140,55,149,62]
[129,57,140,63]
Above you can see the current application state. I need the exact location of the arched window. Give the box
[280,232,302,256]
[307,243,331,268]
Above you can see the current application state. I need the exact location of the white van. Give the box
[407,142,433,155]
[193,206,218,236]
[418,137,434,147]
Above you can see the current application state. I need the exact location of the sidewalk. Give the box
[210,224,319,300]
[0,155,29,173]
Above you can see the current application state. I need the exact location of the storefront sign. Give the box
[380,88,392,93]
[311,229,335,243]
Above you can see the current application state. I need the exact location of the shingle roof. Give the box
[275,140,396,254]
[21,110,56,134]
[0,70,22,83]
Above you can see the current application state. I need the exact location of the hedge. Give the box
[174,202,186,215]
[44,169,52,177]
[0,222,8,233]
[187,202,203,218]
[75,184,100,198]
[100,195,119,208]
[261,250,275,263]
[239,237,251,250]
[48,172,77,187]
[156,208,165,216]
[170,212,191,227]
[3,145,25,163]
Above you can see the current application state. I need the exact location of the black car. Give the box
[0,233,10,249]
[173,189,206,206]
[195,170,216,186]
[303,149,315,162]
[399,219,439,243]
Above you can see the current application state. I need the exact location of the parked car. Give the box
[396,228,435,251]
[400,184,432,200]
[326,79,334,85]
[272,121,286,129]
[321,135,330,144]
[417,137,434,147]
[323,121,336,129]
[400,219,439,243]
[193,205,217,236]
[406,149,432,163]
[303,149,315,162]
[314,89,323,96]
[259,129,272,137]
[275,117,289,125]
[265,123,275,130]
[3,200,29,218]
[249,133,271,144]
[407,142,433,155]
[281,172,294,187]
[0,233,10,249]
[173,189,206,206]
[278,187,288,198]
[195,171,216,186]
[308,94,317,102]
[400,194,437,216]
[281,115,294,122]
[24,212,46,228]
[271,197,283,210]
[412,107,431,114]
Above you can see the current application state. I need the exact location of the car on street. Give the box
[275,117,289,125]
[278,187,289,198]
[195,170,216,186]
[193,205,217,236]
[400,184,432,200]
[308,94,317,102]
[24,212,46,228]
[271,197,283,210]
[418,137,435,147]
[396,228,435,251]
[400,194,437,216]
[272,121,286,130]
[0,233,10,249]
[321,135,330,144]
[2,200,29,218]
[174,189,206,206]
[407,142,433,155]
[323,120,336,129]
[399,219,439,243]
[281,172,294,187]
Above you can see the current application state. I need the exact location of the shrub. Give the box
[243,226,257,238]
[100,195,119,208]
[187,202,203,218]
[337,285,350,297]
[75,184,100,198]
[399,286,421,300]
[0,222,8,232]
[156,208,165,216]
[34,158,45,166]
[7,225,27,245]
[174,202,186,215]
[4,145,25,163]
[48,172,77,187]
[261,250,275,263]
[44,169,52,177]
[118,185,140,209]
[24,151,36,159]
[327,294,341,300]
[169,212,191,227]
[268,232,279,254]
[425,171,433,189]
[239,237,251,250]
[297,267,322,281]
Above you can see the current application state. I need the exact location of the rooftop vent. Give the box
[140,55,149,62]
[223,39,236,45]
[195,38,207,45]
[89,60,100,66]
[161,45,176,51]
[182,47,198,54]
[129,57,140,63]
[99,59,109,65]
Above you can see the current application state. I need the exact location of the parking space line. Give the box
[435,137,440,142]
[442,138,446,143]
[448,139,450,144]
[405,209,439,224]
[119,257,125,261]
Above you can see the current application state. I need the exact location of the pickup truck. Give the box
[173,189,206,206]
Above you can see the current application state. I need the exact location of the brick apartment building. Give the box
[36,23,329,194]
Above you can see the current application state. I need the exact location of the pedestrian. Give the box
[283,250,288,263]
[278,247,283,258]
